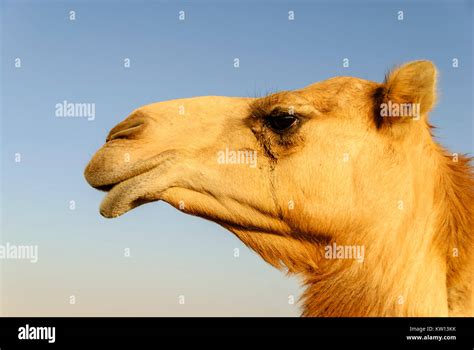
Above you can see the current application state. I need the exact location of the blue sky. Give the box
[1,0,472,315]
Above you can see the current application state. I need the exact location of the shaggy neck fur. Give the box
[299,151,473,317]
[435,152,473,316]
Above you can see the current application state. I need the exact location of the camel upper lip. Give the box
[92,165,155,193]
[88,171,140,192]
[88,162,159,192]
[85,150,179,190]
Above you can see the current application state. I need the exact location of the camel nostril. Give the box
[106,121,146,142]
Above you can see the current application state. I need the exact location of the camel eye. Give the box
[265,115,298,133]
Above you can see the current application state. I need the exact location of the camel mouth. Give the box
[98,167,161,218]
[91,150,179,218]
[94,183,116,192]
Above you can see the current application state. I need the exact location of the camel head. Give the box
[85,61,473,316]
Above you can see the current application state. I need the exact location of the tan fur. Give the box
[85,61,473,316]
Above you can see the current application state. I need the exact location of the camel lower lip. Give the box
[99,170,157,218]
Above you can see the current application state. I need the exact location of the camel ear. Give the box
[373,60,437,128]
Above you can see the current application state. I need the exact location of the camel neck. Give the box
[301,210,448,316]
